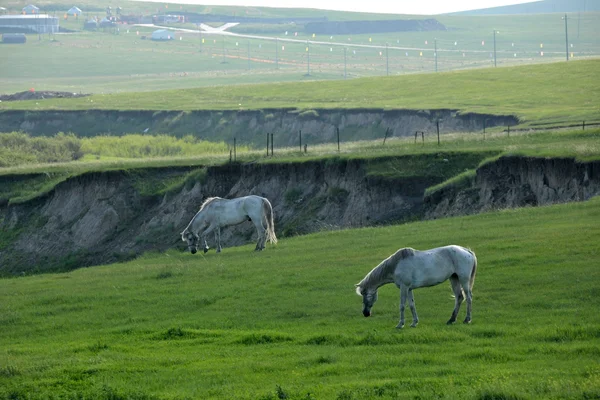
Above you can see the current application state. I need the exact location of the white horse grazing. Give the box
[181,195,277,254]
[355,245,477,328]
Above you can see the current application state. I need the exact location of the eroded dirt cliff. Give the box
[424,156,600,218]
[0,108,518,147]
[2,155,598,275]
[0,159,433,275]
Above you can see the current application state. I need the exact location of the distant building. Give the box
[151,29,173,41]
[22,4,39,14]
[0,14,59,33]
[67,6,82,16]
[2,33,27,43]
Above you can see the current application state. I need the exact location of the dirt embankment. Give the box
[0,91,89,102]
[424,156,600,218]
[1,155,597,275]
[0,108,517,147]
[0,159,432,275]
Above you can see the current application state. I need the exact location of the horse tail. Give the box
[262,198,278,245]
[468,250,477,291]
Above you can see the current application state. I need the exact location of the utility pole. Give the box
[434,38,438,72]
[563,14,569,61]
[344,47,347,79]
[493,30,497,67]
[275,37,279,69]
[386,43,389,76]
[222,37,226,63]
[306,40,310,76]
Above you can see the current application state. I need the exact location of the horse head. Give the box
[181,230,200,254]
[355,285,378,317]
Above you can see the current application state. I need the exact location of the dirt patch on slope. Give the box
[0,91,89,102]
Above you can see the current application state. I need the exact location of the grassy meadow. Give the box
[1,195,599,399]
[2,60,599,130]
[1,3,599,398]
[0,4,598,94]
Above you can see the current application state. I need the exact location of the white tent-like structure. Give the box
[22,4,39,14]
[151,29,173,41]
[67,6,82,15]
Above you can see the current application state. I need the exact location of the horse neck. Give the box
[190,209,208,232]
[362,260,395,291]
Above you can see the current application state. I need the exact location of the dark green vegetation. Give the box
[2,128,599,206]
[0,131,243,168]
[1,195,599,399]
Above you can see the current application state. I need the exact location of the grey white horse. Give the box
[181,195,277,254]
[355,245,477,328]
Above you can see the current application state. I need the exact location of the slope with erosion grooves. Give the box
[0,108,518,146]
[0,153,479,275]
[424,156,600,218]
[2,153,599,275]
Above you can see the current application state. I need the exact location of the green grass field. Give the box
[1,4,599,398]
[0,5,598,94]
[2,60,599,130]
[1,195,599,399]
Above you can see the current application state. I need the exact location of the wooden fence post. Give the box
[383,127,390,145]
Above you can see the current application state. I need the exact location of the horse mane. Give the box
[356,247,415,294]
[199,196,221,211]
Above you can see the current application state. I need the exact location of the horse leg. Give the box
[253,219,265,251]
[459,276,472,324]
[408,289,419,327]
[447,275,464,325]
[200,224,217,253]
[396,286,408,329]
[215,227,222,253]
[463,286,473,324]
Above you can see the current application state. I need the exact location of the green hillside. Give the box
[2,60,599,128]
[1,196,599,399]
[1,99,598,400]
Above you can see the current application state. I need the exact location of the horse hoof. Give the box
[396,324,404,329]
[463,319,471,324]
[446,319,456,325]
[203,248,209,254]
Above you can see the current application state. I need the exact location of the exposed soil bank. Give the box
[0,108,518,146]
[0,158,434,275]
[1,155,597,275]
[424,156,600,218]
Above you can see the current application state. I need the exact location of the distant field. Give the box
[1,194,599,399]
[0,6,598,94]
[2,59,599,128]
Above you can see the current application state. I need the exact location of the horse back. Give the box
[394,246,472,288]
